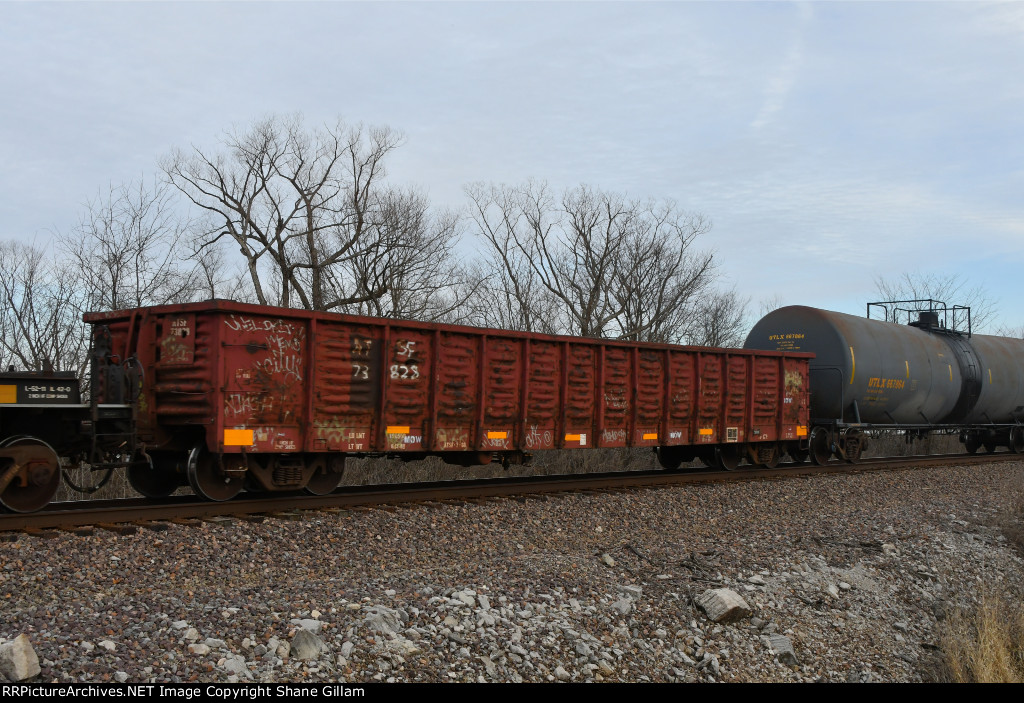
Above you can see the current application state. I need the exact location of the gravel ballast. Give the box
[2,461,1022,683]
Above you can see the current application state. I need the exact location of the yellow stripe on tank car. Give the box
[905,360,910,378]
[989,369,993,384]
[849,347,855,384]
[949,364,953,381]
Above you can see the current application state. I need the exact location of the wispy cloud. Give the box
[1,2,1022,325]
[751,2,813,131]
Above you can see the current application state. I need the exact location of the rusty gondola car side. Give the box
[83,301,813,500]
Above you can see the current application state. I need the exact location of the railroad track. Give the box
[0,452,1017,535]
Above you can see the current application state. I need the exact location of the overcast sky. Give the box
[2,1,1022,329]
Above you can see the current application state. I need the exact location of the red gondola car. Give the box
[83,301,812,501]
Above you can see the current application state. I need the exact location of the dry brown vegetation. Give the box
[934,494,1024,683]
[939,593,1024,683]
[1000,494,1024,558]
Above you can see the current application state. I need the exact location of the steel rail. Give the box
[0,452,1017,533]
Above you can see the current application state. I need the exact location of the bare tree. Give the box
[873,272,997,332]
[758,293,786,318]
[464,181,720,343]
[191,234,255,303]
[528,184,631,338]
[0,241,88,374]
[689,287,750,347]
[612,202,715,343]
[328,189,473,322]
[163,114,428,312]
[464,181,561,334]
[59,177,199,312]
[992,323,1024,339]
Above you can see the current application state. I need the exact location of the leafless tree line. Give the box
[0,241,87,375]
[0,113,770,377]
[872,272,1000,333]
[462,181,749,345]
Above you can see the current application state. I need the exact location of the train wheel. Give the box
[656,447,680,470]
[1011,428,1024,454]
[128,452,181,499]
[964,435,979,454]
[660,447,697,471]
[716,445,742,471]
[809,428,832,465]
[304,470,341,495]
[305,457,345,496]
[187,447,243,501]
[0,436,62,513]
